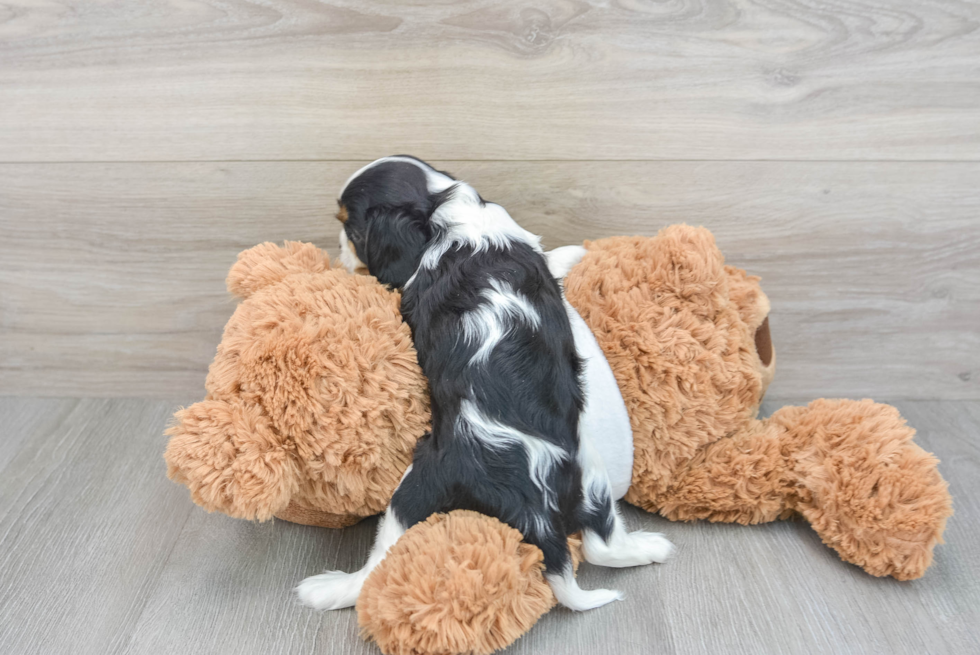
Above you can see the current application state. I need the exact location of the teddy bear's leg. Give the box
[771,399,952,580]
[577,433,675,568]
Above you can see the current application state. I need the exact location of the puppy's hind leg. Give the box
[525,515,624,611]
[577,437,674,568]
[296,466,414,610]
[296,503,406,610]
[546,562,624,611]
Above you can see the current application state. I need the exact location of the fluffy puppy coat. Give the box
[298,156,672,612]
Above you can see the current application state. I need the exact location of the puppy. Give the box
[298,156,672,611]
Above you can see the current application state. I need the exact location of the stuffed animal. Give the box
[165,225,951,655]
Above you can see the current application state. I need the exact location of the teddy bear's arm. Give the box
[655,419,796,525]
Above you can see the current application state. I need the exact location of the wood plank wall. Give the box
[1,0,978,400]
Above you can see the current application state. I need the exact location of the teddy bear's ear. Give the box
[226,241,330,299]
[164,398,300,521]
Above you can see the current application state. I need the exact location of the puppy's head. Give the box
[336,156,455,288]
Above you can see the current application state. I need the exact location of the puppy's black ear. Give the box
[362,205,431,289]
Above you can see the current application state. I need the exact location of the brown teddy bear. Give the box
[165,225,952,655]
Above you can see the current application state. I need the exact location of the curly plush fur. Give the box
[563,228,950,581]
[166,241,429,524]
[357,511,582,655]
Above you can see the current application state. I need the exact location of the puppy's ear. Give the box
[363,205,430,289]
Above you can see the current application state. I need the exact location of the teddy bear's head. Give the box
[165,242,429,526]
[563,225,776,512]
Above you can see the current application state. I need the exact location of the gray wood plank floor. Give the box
[1,397,977,655]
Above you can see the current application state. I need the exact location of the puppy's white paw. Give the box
[582,528,675,568]
[296,570,363,611]
[629,531,675,564]
[546,245,588,279]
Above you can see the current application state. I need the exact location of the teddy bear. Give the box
[165,224,952,655]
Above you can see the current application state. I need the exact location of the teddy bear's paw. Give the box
[582,529,675,567]
[296,569,365,611]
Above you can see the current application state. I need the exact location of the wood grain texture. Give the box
[0,397,75,470]
[0,398,195,655]
[0,0,978,162]
[1,161,977,399]
[0,397,977,654]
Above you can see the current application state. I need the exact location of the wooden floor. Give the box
[2,1,979,653]
[0,397,977,655]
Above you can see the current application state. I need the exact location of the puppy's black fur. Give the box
[339,159,614,577]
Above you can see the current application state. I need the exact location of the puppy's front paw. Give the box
[296,570,362,611]
[545,245,588,279]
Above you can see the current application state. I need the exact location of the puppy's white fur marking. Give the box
[546,565,624,611]
[547,246,635,501]
[429,195,542,259]
[519,513,552,541]
[338,228,366,274]
[457,398,567,511]
[297,468,411,611]
[405,183,544,287]
[460,279,541,365]
[412,191,543,283]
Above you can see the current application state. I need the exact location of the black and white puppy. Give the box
[298,156,672,611]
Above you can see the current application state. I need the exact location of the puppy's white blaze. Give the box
[546,565,624,611]
[339,156,455,198]
[457,398,567,511]
[296,501,406,611]
[338,228,366,274]
[460,280,541,365]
